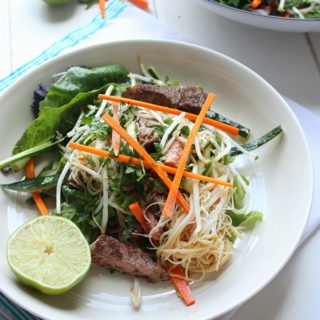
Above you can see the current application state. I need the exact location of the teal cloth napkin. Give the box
[0,292,41,320]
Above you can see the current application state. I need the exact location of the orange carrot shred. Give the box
[25,159,49,216]
[101,112,190,213]
[67,141,233,187]
[98,94,239,136]
[250,0,262,9]
[129,202,150,233]
[25,158,36,179]
[170,266,195,306]
[31,192,49,216]
[162,93,216,218]
[111,101,120,156]
[99,0,106,19]
[128,0,149,10]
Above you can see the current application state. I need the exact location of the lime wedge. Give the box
[7,215,91,295]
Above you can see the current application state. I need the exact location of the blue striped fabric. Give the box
[0,292,41,320]
[0,1,126,319]
[0,0,127,92]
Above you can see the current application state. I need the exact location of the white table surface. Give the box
[1,0,320,319]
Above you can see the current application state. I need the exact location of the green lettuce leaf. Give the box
[12,64,129,156]
[39,64,128,111]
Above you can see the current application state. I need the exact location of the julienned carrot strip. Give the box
[112,101,120,156]
[67,141,233,187]
[101,113,190,213]
[31,193,49,216]
[162,93,216,218]
[25,159,49,216]
[99,0,106,19]
[98,94,239,136]
[128,0,149,9]
[129,202,150,233]
[25,158,36,179]
[250,0,262,8]
[170,266,195,306]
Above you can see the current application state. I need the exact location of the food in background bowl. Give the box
[195,0,320,32]
[217,0,320,18]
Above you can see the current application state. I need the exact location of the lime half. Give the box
[7,215,91,295]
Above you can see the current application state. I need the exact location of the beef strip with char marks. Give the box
[90,235,169,282]
[122,83,251,138]
[122,84,207,114]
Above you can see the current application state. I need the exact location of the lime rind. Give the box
[43,0,73,6]
[7,215,91,295]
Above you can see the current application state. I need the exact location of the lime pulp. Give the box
[7,215,91,295]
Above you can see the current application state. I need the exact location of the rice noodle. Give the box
[156,176,235,281]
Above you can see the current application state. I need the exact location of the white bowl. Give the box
[195,0,320,32]
[0,39,313,319]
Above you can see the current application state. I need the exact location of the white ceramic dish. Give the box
[195,0,320,32]
[0,39,313,320]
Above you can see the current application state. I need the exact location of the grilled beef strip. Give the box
[137,115,184,167]
[90,235,169,282]
[137,116,160,147]
[164,139,185,168]
[122,84,251,138]
[145,211,162,241]
[122,84,207,114]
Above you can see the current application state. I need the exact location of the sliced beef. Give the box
[164,139,185,168]
[137,116,160,147]
[145,211,162,241]
[90,235,169,282]
[122,84,208,114]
